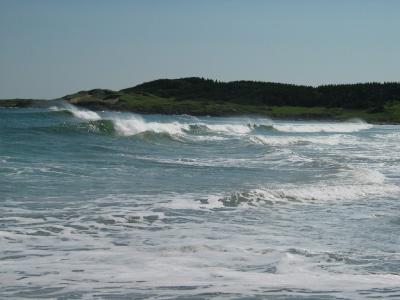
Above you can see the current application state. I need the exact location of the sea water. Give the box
[0,104,399,299]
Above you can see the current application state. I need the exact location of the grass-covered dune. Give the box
[2,77,400,123]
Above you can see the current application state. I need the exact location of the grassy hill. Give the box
[2,77,400,123]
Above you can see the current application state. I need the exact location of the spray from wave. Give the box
[112,116,189,136]
[50,104,101,121]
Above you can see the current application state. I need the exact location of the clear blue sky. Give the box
[0,0,399,99]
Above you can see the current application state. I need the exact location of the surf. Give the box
[42,104,374,145]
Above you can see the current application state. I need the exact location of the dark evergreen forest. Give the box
[123,77,400,110]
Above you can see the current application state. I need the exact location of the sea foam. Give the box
[272,121,372,133]
[48,104,373,140]
[112,115,189,136]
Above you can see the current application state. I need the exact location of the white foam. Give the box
[52,103,101,121]
[218,168,398,206]
[345,168,386,185]
[186,135,228,142]
[249,134,359,146]
[204,123,252,135]
[51,104,192,136]
[261,183,398,202]
[272,121,372,133]
[158,179,399,211]
[48,105,374,143]
[112,115,189,136]
[135,156,269,169]
[2,191,400,299]
[161,194,224,210]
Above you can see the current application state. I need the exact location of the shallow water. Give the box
[1,104,400,299]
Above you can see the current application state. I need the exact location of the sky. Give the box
[0,0,399,99]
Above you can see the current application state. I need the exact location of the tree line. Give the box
[122,77,400,110]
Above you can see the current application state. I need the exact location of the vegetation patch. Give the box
[1,77,400,123]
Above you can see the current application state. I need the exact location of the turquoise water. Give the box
[1,104,400,299]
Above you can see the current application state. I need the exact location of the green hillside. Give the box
[2,77,400,123]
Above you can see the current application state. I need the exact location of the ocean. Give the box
[1,104,399,299]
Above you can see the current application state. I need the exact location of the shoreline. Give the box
[2,77,400,124]
[1,77,400,124]
[1,98,399,125]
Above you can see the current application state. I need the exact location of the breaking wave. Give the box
[219,183,400,207]
[50,104,101,121]
[112,117,188,136]
[44,104,374,145]
[3,104,400,300]
[272,120,372,133]
[248,134,360,146]
[156,168,399,210]
[217,168,399,207]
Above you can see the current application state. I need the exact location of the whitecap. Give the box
[50,104,101,121]
[111,115,189,136]
[204,123,252,135]
[248,134,359,146]
[272,121,372,133]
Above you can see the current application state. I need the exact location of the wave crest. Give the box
[50,104,101,121]
[112,116,189,136]
[46,104,373,143]
[218,168,397,207]
[272,121,372,133]
[219,183,399,207]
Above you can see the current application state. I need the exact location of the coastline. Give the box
[2,77,400,124]
[1,97,399,125]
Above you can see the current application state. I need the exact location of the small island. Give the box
[2,77,400,123]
